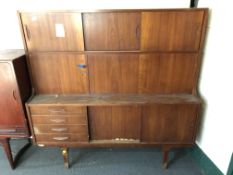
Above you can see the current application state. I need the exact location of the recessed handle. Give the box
[51,128,68,132]
[52,137,69,141]
[25,25,31,40]
[136,25,140,39]
[12,90,17,100]
[50,119,66,123]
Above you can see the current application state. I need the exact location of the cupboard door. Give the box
[0,63,24,127]
[139,53,198,93]
[28,53,88,94]
[83,12,141,50]
[141,104,199,143]
[141,10,205,51]
[89,106,141,140]
[88,54,140,93]
[59,54,89,93]
[21,12,84,52]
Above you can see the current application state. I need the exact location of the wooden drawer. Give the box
[31,115,87,125]
[29,106,86,115]
[35,133,88,142]
[33,124,87,134]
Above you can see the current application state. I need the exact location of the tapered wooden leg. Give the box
[162,146,170,169]
[0,138,14,169]
[61,148,69,168]
[0,138,31,169]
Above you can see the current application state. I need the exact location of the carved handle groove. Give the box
[48,109,66,113]
[12,90,17,100]
[52,137,69,141]
[25,25,31,40]
[50,119,66,123]
[51,128,68,132]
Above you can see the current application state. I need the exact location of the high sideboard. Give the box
[18,8,208,168]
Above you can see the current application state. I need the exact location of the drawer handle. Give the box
[0,129,16,133]
[52,137,69,141]
[48,109,66,113]
[50,119,66,123]
[51,128,68,132]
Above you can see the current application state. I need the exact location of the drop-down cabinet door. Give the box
[20,12,84,52]
[83,12,141,51]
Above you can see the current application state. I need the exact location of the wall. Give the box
[0,0,232,174]
[0,0,189,50]
[198,0,233,174]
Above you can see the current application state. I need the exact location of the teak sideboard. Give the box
[18,8,208,168]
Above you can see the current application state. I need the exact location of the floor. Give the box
[0,139,204,175]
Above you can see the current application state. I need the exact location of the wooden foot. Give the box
[61,148,69,168]
[162,146,170,169]
[0,138,31,169]
[0,138,14,169]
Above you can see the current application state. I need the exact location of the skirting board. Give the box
[186,144,223,175]
[227,153,233,175]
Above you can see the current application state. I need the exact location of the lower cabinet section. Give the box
[27,103,200,145]
[26,94,201,168]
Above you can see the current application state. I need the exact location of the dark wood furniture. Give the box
[18,8,208,169]
[0,50,31,169]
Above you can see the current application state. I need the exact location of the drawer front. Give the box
[33,124,87,134]
[31,115,87,125]
[35,133,88,142]
[29,106,86,115]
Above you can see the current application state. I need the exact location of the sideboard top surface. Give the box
[0,50,25,61]
[27,94,201,106]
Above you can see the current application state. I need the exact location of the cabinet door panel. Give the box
[83,12,141,50]
[141,10,204,51]
[59,54,89,93]
[89,106,141,140]
[141,104,198,143]
[28,53,88,94]
[21,13,84,51]
[0,63,24,127]
[88,54,140,93]
[139,53,197,93]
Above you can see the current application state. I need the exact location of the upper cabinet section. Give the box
[20,12,84,52]
[19,9,207,52]
[83,12,141,51]
[141,10,205,51]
